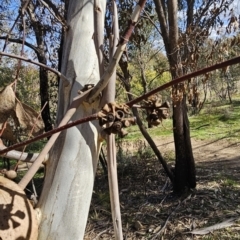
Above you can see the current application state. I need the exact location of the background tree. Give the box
[115,4,174,182]
[153,0,235,193]
[0,0,64,132]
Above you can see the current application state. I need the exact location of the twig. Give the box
[0,51,69,84]
[193,124,210,130]
[39,0,67,27]
[151,201,182,240]
[1,13,21,54]
[93,227,111,240]
[0,37,39,55]
[142,10,161,36]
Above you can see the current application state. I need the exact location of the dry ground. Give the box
[85,136,240,239]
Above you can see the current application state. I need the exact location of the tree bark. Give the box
[173,97,196,192]
[37,1,105,239]
[154,0,196,193]
[27,3,53,132]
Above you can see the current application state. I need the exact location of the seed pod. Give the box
[115,110,125,120]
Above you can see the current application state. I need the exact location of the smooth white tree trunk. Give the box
[37,1,106,239]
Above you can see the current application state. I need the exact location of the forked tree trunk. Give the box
[168,0,196,193]
[172,97,196,192]
[37,1,106,239]
[154,0,196,193]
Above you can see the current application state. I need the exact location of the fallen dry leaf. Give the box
[14,102,44,136]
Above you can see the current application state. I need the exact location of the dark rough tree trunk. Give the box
[38,62,52,133]
[27,3,53,133]
[154,0,196,193]
[172,97,196,192]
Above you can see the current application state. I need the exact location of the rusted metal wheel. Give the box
[0,176,38,240]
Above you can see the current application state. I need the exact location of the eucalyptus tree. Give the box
[153,0,235,193]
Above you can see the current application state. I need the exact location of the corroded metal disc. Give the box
[0,176,38,240]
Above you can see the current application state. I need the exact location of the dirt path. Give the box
[155,135,240,167]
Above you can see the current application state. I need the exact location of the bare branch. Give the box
[102,1,123,239]
[1,15,20,54]
[0,37,39,53]
[0,141,48,163]
[0,51,69,84]
[38,0,67,28]
[142,10,161,36]
[153,0,169,53]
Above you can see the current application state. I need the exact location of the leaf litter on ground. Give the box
[85,137,240,239]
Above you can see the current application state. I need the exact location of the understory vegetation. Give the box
[84,97,240,239]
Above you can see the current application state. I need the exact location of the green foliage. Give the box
[123,98,240,144]
[190,99,240,142]
[0,65,41,110]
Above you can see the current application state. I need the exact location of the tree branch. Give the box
[101,1,123,239]
[88,0,147,103]
[0,51,69,84]
[153,0,169,53]
[39,0,67,28]
[0,37,39,53]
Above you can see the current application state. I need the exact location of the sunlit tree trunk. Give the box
[37,0,106,239]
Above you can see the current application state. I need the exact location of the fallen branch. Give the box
[193,124,210,130]
[151,201,181,240]
[189,217,239,235]
[93,227,111,240]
